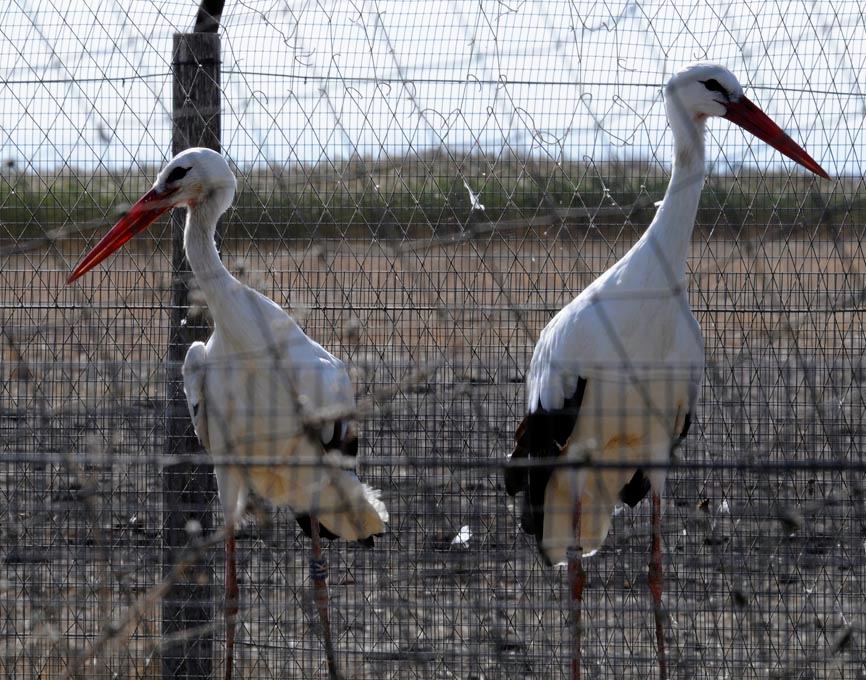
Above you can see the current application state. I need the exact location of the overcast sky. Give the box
[0,0,860,174]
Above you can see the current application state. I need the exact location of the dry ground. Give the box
[0,231,865,678]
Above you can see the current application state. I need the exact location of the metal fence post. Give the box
[162,31,222,680]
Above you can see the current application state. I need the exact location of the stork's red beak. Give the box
[724,95,830,180]
[66,187,179,284]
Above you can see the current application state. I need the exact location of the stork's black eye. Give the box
[701,79,727,95]
[166,166,191,183]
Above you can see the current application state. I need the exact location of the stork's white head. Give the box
[153,147,237,219]
[664,63,744,122]
[67,148,237,283]
[662,63,829,179]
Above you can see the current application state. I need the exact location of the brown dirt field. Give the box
[1,231,865,678]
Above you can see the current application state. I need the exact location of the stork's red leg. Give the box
[309,516,339,680]
[568,500,586,680]
[224,534,238,680]
[649,491,667,680]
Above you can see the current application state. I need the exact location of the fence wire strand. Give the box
[1,1,865,678]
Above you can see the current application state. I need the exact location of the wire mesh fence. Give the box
[1,0,864,678]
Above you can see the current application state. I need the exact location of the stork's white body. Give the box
[67,147,390,680]
[181,280,386,540]
[525,205,705,563]
[503,63,828,680]
[168,152,386,540]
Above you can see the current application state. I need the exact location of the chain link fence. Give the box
[1,0,863,678]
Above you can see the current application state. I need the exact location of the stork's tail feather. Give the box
[247,461,388,543]
[538,468,625,566]
[307,480,388,543]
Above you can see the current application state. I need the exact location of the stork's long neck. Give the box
[183,201,236,321]
[636,99,707,284]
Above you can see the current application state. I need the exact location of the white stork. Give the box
[67,148,388,680]
[504,63,829,679]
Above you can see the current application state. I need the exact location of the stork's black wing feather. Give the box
[294,419,373,546]
[677,412,692,443]
[321,418,359,458]
[505,378,587,544]
[620,410,693,508]
[295,514,340,540]
[619,470,651,507]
